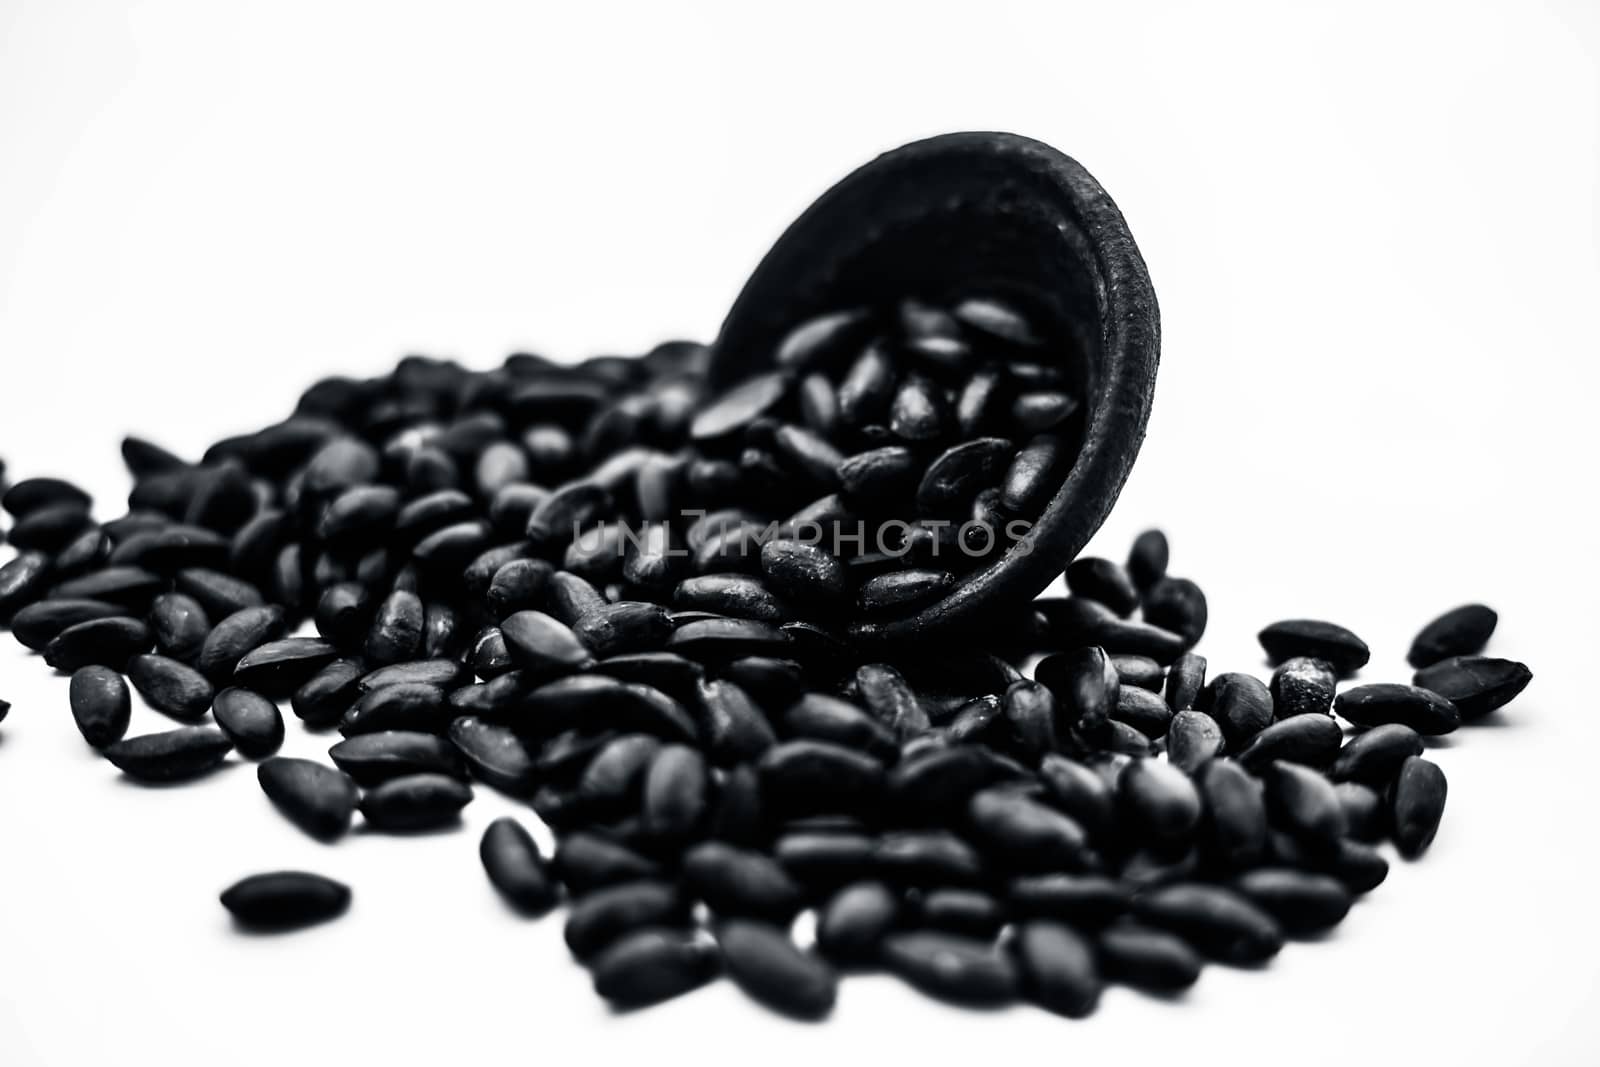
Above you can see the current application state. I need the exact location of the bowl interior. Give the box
[712,132,1159,644]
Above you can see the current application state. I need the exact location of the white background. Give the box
[2,1,1597,1064]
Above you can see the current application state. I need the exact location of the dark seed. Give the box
[486,558,553,618]
[365,590,424,666]
[1133,883,1283,964]
[341,682,450,736]
[358,772,473,831]
[1113,685,1175,739]
[954,367,1004,436]
[967,787,1092,871]
[4,476,92,516]
[500,609,594,674]
[1013,921,1101,1017]
[1167,710,1225,775]
[1268,830,1390,894]
[1142,576,1207,645]
[553,833,663,893]
[1409,603,1498,668]
[1001,434,1069,515]
[220,871,350,931]
[718,919,837,1020]
[881,931,1020,1005]
[291,658,365,727]
[1005,873,1129,925]
[479,817,558,915]
[1334,683,1460,735]
[1262,760,1347,845]
[327,730,464,785]
[68,665,132,748]
[690,371,790,441]
[1097,923,1202,990]
[565,880,686,958]
[449,716,536,795]
[589,929,718,1008]
[784,692,896,760]
[1335,781,1387,841]
[673,575,789,623]
[1231,868,1352,934]
[684,841,804,921]
[231,638,338,696]
[1066,557,1140,617]
[1112,654,1165,692]
[50,565,164,608]
[11,598,124,650]
[257,757,357,839]
[1035,645,1119,735]
[0,551,52,624]
[197,605,287,681]
[359,659,469,693]
[876,829,985,886]
[1258,618,1371,674]
[1236,713,1343,771]
[212,687,285,758]
[148,593,211,662]
[43,616,151,672]
[1036,755,1116,841]
[856,569,954,613]
[1391,756,1447,858]
[10,502,93,551]
[1118,759,1203,845]
[102,725,232,782]
[1269,656,1337,719]
[759,539,847,606]
[175,568,263,620]
[915,438,1013,515]
[816,881,899,962]
[857,663,930,739]
[1196,758,1268,870]
[917,888,1005,938]
[1126,529,1169,590]
[1200,672,1274,747]
[574,601,675,657]
[1412,656,1532,720]
[1329,723,1425,785]
[128,654,215,720]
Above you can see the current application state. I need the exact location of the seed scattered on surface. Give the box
[358,772,473,831]
[480,817,559,915]
[1408,603,1497,668]
[213,687,286,758]
[1258,619,1371,675]
[67,665,132,748]
[102,725,233,782]
[1412,656,1531,720]
[1334,683,1461,736]
[220,871,350,931]
[717,919,838,1020]
[257,757,357,839]
[1391,756,1447,859]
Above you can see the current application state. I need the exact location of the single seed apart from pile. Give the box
[258,757,357,840]
[1408,603,1497,668]
[220,871,350,931]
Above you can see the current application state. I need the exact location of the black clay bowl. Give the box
[711,131,1160,643]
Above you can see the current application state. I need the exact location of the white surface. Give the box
[2,1,1598,1064]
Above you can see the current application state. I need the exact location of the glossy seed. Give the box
[1391,756,1448,858]
[1167,710,1226,775]
[1409,603,1498,668]
[257,757,357,839]
[175,568,263,620]
[67,665,132,748]
[220,871,350,931]
[673,575,789,623]
[365,590,424,666]
[1113,685,1175,739]
[148,593,211,662]
[856,663,931,740]
[103,725,232,781]
[480,817,558,914]
[857,569,955,613]
[967,787,1092,871]
[328,730,463,785]
[11,598,124,650]
[231,638,338,697]
[197,605,287,681]
[1001,434,1069,515]
[1334,683,1460,735]
[690,371,790,441]
[915,437,1013,515]
[449,716,536,795]
[642,744,709,841]
[718,920,837,1020]
[1258,618,1370,674]
[0,551,53,624]
[1112,654,1165,692]
[1412,656,1532,720]
[1034,645,1119,735]
[759,539,847,606]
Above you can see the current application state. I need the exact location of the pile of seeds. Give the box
[0,296,1533,1020]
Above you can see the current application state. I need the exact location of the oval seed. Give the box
[718,919,837,1020]
[213,687,285,758]
[102,725,232,782]
[257,757,357,839]
[358,772,473,831]
[1391,756,1448,858]
[68,665,132,748]
[1334,683,1461,735]
[220,871,350,931]
[1258,618,1371,674]
[1412,656,1531,720]
[480,817,558,915]
[1409,603,1497,668]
